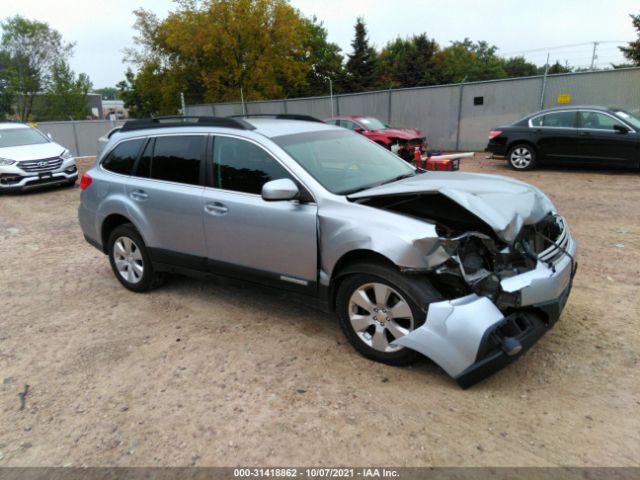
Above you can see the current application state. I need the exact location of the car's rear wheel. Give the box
[107,224,161,292]
[336,265,440,365]
[507,144,536,170]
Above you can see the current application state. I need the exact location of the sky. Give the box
[0,0,637,89]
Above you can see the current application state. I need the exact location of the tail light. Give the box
[80,173,92,190]
[488,130,502,139]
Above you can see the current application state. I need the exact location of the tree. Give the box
[0,50,14,119]
[619,13,640,65]
[0,15,74,121]
[38,60,92,120]
[289,16,344,97]
[344,18,380,92]
[434,38,506,84]
[125,0,312,110]
[95,87,119,100]
[380,34,439,88]
[503,56,538,78]
[545,61,572,75]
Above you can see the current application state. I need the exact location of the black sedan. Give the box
[485,106,640,171]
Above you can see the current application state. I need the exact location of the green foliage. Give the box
[95,87,119,100]
[434,38,507,84]
[503,56,538,78]
[344,18,380,91]
[619,13,640,65]
[0,50,14,119]
[0,15,75,121]
[380,34,439,88]
[125,0,313,112]
[289,16,344,97]
[36,61,92,121]
[546,61,572,74]
[116,68,163,118]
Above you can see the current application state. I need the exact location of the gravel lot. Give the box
[0,155,638,467]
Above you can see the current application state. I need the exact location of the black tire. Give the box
[507,144,537,171]
[107,223,162,292]
[335,263,442,366]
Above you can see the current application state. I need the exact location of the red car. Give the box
[325,116,427,161]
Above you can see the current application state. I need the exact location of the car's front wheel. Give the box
[336,265,440,366]
[507,144,537,170]
[107,224,161,292]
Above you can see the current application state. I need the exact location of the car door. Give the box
[201,134,318,293]
[529,110,579,162]
[126,134,208,268]
[576,110,639,167]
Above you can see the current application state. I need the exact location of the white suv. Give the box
[0,122,78,192]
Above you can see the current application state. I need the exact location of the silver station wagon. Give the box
[78,115,577,388]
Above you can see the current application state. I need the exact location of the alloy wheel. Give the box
[113,236,144,284]
[348,282,415,353]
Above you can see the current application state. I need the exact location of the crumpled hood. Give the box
[377,128,423,140]
[0,142,66,161]
[348,172,556,243]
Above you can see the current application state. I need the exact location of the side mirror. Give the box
[354,127,365,133]
[46,133,53,140]
[613,124,630,134]
[261,178,299,201]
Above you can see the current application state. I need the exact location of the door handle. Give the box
[204,202,229,215]
[130,190,148,201]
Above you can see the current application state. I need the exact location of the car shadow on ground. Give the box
[152,272,458,387]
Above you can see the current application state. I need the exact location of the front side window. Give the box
[579,111,626,131]
[133,135,204,185]
[274,129,416,195]
[339,120,360,131]
[102,138,145,175]
[613,109,640,129]
[213,136,292,194]
[531,111,576,128]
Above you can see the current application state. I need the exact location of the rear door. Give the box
[126,134,208,267]
[201,135,318,293]
[529,110,579,162]
[576,110,639,167]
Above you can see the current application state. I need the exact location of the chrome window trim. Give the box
[528,110,579,129]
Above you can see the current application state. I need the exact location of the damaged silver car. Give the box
[78,115,577,388]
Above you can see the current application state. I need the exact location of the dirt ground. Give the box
[0,154,638,467]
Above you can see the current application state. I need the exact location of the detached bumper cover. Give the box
[393,235,577,388]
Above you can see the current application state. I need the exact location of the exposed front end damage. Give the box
[348,180,577,387]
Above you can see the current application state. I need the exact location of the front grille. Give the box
[19,157,63,173]
[536,216,570,265]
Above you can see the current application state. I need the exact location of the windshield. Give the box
[358,117,388,130]
[273,129,416,195]
[0,128,49,148]
[613,109,640,130]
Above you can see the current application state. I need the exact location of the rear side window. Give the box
[102,139,145,175]
[213,136,291,194]
[531,111,576,128]
[134,135,205,186]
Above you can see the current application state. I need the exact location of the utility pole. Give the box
[240,88,247,115]
[180,92,186,116]
[590,42,599,70]
[539,53,550,110]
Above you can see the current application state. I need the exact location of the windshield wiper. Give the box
[378,171,418,186]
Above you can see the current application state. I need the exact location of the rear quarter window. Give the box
[102,138,145,175]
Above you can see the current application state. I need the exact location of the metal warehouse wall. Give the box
[35,120,123,157]
[187,67,640,151]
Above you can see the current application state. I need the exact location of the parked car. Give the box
[79,114,576,388]
[325,115,426,161]
[0,122,78,192]
[486,106,640,171]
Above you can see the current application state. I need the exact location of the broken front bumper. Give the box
[393,234,577,388]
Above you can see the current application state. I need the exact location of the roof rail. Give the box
[229,113,325,124]
[120,116,256,132]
